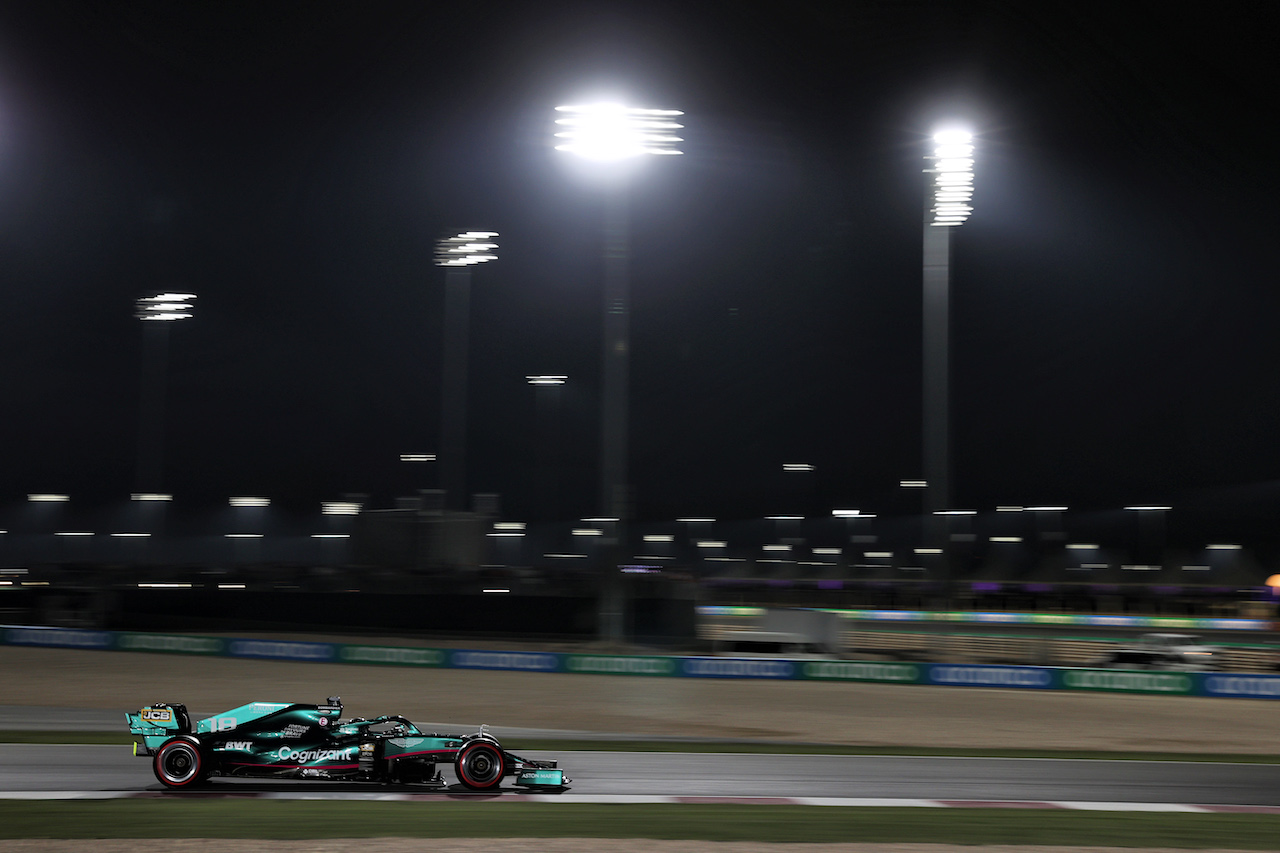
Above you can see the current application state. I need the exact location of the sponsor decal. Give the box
[516,769,564,785]
[219,741,253,751]
[359,743,375,754]
[211,717,237,732]
[451,650,560,671]
[565,655,675,676]
[281,724,310,739]
[318,717,328,726]
[340,645,444,667]
[802,661,920,682]
[1202,675,1280,698]
[228,640,335,662]
[140,708,173,723]
[4,627,112,649]
[681,658,795,679]
[116,634,223,655]
[1063,670,1192,693]
[929,665,1054,688]
[275,746,356,763]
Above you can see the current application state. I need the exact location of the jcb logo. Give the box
[141,708,172,723]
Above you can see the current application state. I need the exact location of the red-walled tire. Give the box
[153,738,206,788]
[455,742,505,791]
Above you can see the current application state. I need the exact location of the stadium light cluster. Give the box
[926,130,974,226]
[136,292,197,321]
[435,231,499,267]
[553,103,684,160]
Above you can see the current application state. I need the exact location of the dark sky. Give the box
[0,1,1277,531]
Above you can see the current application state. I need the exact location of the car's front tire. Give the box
[154,738,207,789]
[455,742,505,791]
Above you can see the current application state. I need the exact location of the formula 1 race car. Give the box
[126,697,569,791]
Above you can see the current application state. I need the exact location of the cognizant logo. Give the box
[275,747,356,763]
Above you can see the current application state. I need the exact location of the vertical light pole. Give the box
[134,292,195,494]
[435,232,498,512]
[527,375,567,522]
[553,101,684,643]
[922,129,975,547]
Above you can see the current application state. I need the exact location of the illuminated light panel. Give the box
[487,532,524,538]
[572,528,603,536]
[28,494,69,502]
[436,231,499,267]
[900,480,927,488]
[131,493,173,502]
[766,515,803,521]
[321,501,361,516]
[990,536,1022,543]
[783,463,814,472]
[1066,543,1099,550]
[553,103,684,159]
[400,454,436,462]
[229,497,270,507]
[138,583,192,589]
[934,510,976,516]
[996,506,1024,512]
[1026,506,1068,512]
[526,375,567,385]
[225,533,264,539]
[312,534,350,539]
[1122,564,1161,571]
[695,540,727,548]
[137,292,196,321]
[494,522,527,531]
[55,532,93,537]
[914,548,943,554]
[677,517,715,523]
[864,551,893,558]
[1125,505,1172,511]
[218,583,246,589]
[832,509,861,518]
[581,517,619,523]
[813,547,842,555]
[482,588,511,594]
[544,553,587,558]
[927,130,974,226]
[1206,543,1242,550]
[706,556,745,562]
[763,544,791,551]
[643,534,674,542]
[111,532,151,538]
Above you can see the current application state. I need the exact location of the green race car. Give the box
[126,696,569,791]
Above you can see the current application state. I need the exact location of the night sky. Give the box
[0,1,1277,534]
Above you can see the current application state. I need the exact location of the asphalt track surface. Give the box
[4,743,1280,806]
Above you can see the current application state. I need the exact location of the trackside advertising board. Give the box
[3,625,1280,699]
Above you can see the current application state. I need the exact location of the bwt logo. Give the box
[931,666,1052,688]
[683,658,794,679]
[451,651,559,671]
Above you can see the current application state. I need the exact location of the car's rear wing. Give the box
[126,703,191,756]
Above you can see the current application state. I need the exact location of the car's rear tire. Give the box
[456,742,505,791]
[154,738,206,789]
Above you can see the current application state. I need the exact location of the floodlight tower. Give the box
[134,292,196,494]
[552,102,683,520]
[435,231,498,512]
[922,129,974,546]
[554,101,683,645]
